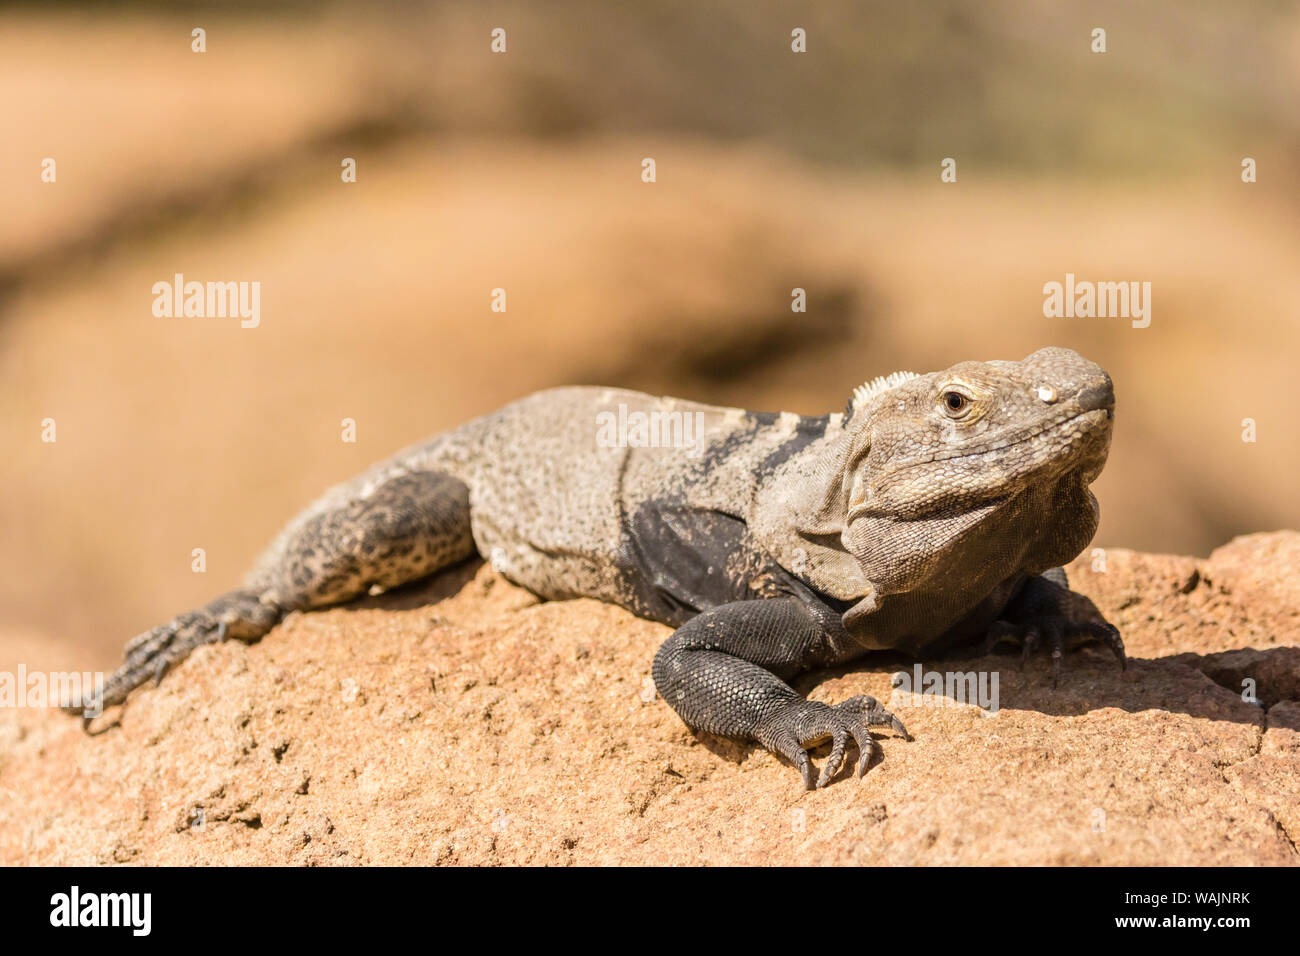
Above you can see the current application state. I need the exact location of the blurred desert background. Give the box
[1,0,1297,678]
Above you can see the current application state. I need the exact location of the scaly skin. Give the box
[70,346,1123,789]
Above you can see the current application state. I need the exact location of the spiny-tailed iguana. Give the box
[72,346,1123,789]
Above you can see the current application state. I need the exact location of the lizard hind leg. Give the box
[263,470,475,609]
[76,470,475,718]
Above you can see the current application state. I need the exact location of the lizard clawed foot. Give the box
[759,695,911,790]
[982,615,1124,687]
[981,571,1125,687]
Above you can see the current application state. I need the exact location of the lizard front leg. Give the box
[983,567,1125,685]
[651,597,910,789]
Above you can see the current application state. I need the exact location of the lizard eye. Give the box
[942,390,970,415]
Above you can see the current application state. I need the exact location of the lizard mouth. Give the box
[847,407,1112,523]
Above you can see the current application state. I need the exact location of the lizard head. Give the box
[751,347,1114,621]
[831,346,1114,607]
[842,346,1113,523]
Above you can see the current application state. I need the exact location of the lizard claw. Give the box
[760,695,910,790]
[1086,620,1126,670]
[1019,626,1041,672]
[1048,625,1066,688]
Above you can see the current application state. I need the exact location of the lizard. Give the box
[69,345,1123,789]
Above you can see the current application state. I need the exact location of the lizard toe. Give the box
[839,696,903,776]
[816,728,850,789]
[858,694,911,741]
[763,726,816,790]
[1019,626,1041,671]
[1045,622,1067,688]
[1084,620,1126,670]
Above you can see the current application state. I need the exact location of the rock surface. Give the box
[1,532,1297,865]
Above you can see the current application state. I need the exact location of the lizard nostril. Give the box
[1076,382,1114,412]
[1036,385,1058,403]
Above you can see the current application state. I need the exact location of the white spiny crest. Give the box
[850,371,918,413]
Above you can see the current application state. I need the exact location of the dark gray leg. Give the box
[652,597,910,789]
[74,471,474,716]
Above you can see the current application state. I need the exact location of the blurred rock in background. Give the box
[1,0,1297,669]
